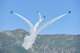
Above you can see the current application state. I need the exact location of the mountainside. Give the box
[0,29,80,53]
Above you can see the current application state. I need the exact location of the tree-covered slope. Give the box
[0,29,80,53]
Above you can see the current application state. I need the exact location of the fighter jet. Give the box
[11,11,13,14]
[68,11,71,13]
[43,16,45,18]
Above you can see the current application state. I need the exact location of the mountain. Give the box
[0,29,80,53]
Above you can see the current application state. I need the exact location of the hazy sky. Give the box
[0,0,80,34]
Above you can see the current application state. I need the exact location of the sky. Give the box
[0,0,80,34]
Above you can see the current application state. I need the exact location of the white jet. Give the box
[11,11,71,50]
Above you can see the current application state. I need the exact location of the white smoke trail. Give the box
[37,11,42,20]
[13,12,33,30]
[23,13,67,49]
[22,12,45,50]
[22,18,44,49]
[37,12,68,34]
[12,11,70,50]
